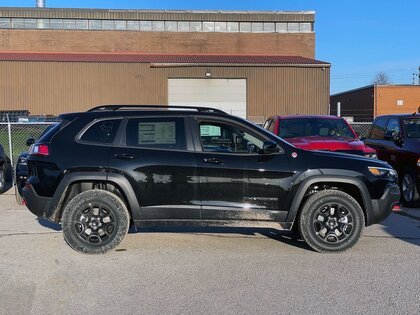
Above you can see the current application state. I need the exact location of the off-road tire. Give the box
[401,168,419,207]
[62,190,130,254]
[298,189,365,253]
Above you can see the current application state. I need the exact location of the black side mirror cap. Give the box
[26,138,35,146]
[261,140,279,154]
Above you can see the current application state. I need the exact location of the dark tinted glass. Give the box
[81,119,121,144]
[369,117,388,139]
[37,122,62,143]
[403,118,420,138]
[278,118,355,138]
[385,118,400,138]
[125,117,186,150]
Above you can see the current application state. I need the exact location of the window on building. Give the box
[36,19,49,29]
[226,22,239,32]
[203,21,215,32]
[190,21,202,32]
[263,22,275,32]
[127,21,140,30]
[114,20,127,30]
[239,22,251,32]
[300,22,312,32]
[215,21,227,32]
[74,20,88,29]
[140,21,152,31]
[178,21,189,32]
[102,20,114,30]
[152,21,164,31]
[276,23,288,32]
[165,21,177,31]
[89,20,102,30]
[63,19,76,29]
[287,23,300,32]
[0,18,11,28]
[396,99,404,106]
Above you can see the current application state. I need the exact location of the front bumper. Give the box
[369,183,400,225]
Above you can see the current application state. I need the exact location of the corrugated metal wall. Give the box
[0,61,329,120]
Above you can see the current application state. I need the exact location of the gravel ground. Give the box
[0,190,419,315]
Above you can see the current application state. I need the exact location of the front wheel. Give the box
[401,169,419,207]
[298,190,365,253]
[62,190,130,254]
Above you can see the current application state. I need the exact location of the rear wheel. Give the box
[298,190,365,253]
[62,190,130,254]
[401,168,418,207]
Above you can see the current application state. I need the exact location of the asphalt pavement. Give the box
[0,190,419,315]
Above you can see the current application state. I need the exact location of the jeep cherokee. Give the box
[23,105,400,254]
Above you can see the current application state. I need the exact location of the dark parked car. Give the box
[263,115,377,158]
[15,124,58,202]
[364,113,420,206]
[0,144,7,194]
[23,105,400,254]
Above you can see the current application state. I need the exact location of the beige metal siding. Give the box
[0,61,329,120]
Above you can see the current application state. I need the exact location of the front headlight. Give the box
[368,166,397,179]
[417,158,420,167]
[364,153,377,159]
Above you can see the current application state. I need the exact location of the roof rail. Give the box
[88,104,226,114]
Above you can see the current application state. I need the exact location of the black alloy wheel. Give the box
[299,189,365,253]
[401,169,418,207]
[62,190,129,254]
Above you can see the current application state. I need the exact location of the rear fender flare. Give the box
[47,171,141,222]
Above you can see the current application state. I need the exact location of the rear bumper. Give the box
[22,183,52,218]
[369,183,400,225]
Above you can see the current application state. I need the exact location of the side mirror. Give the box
[261,140,279,154]
[26,138,35,146]
[393,134,404,146]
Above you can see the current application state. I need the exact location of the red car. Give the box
[263,115,377,158]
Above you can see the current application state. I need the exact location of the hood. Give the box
[284,136,373,152]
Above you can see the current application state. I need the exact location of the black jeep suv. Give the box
[23,105,400,254]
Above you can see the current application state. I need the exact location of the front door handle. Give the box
[203,157,224,165]
[115,154,135,160]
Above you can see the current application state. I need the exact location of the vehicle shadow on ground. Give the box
[376,210,420,247]
[130,226,313,251]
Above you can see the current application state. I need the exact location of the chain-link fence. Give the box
[349,122,372,138]
[0,122,57,184]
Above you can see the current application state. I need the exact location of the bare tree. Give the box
[372,72,391,85]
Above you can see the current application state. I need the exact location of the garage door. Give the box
[168,79,247,118]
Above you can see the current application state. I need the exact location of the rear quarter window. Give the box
[37,123,62,143]
[80,119,121,144]
[368,117,388,139]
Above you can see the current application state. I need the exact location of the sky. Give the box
[1,0,420,94]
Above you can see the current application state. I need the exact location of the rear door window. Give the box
[125,117,186,150]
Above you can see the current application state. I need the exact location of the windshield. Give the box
[403,118,420,138]
[278,118,356,139]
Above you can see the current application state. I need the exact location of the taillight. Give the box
[29,144,50,156]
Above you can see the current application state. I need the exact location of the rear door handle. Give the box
[115,154,135,160]
[203,157,224,165]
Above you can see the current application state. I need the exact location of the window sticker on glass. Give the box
[200,125,221,137]
[138,122,176,144]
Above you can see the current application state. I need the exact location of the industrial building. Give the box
[330,85,420,122]
[0,7,330,122]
